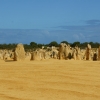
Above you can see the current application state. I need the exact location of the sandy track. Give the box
[0,59,100,100]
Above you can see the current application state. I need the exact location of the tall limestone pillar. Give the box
[14,43,25,61]
[98,45,100,61]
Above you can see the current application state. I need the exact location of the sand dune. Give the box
[0,59,100,100]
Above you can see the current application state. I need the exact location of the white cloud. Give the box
[0,29,100,44]
[73,34,80,40]
[79,33,85,39]
[72,33,88,42]
[42,30,50,35]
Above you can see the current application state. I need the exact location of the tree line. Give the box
[0,41,100,50]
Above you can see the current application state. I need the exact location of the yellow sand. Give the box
[0,59,100,100]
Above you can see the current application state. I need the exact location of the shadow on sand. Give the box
[5,60,16,62]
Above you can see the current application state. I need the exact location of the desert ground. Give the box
[0,59,100,100]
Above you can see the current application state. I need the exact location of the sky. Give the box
[0,0,100,44]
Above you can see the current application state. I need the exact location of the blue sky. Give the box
[0,0,100,44]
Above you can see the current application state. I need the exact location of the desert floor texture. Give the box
[0,59,100,100]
